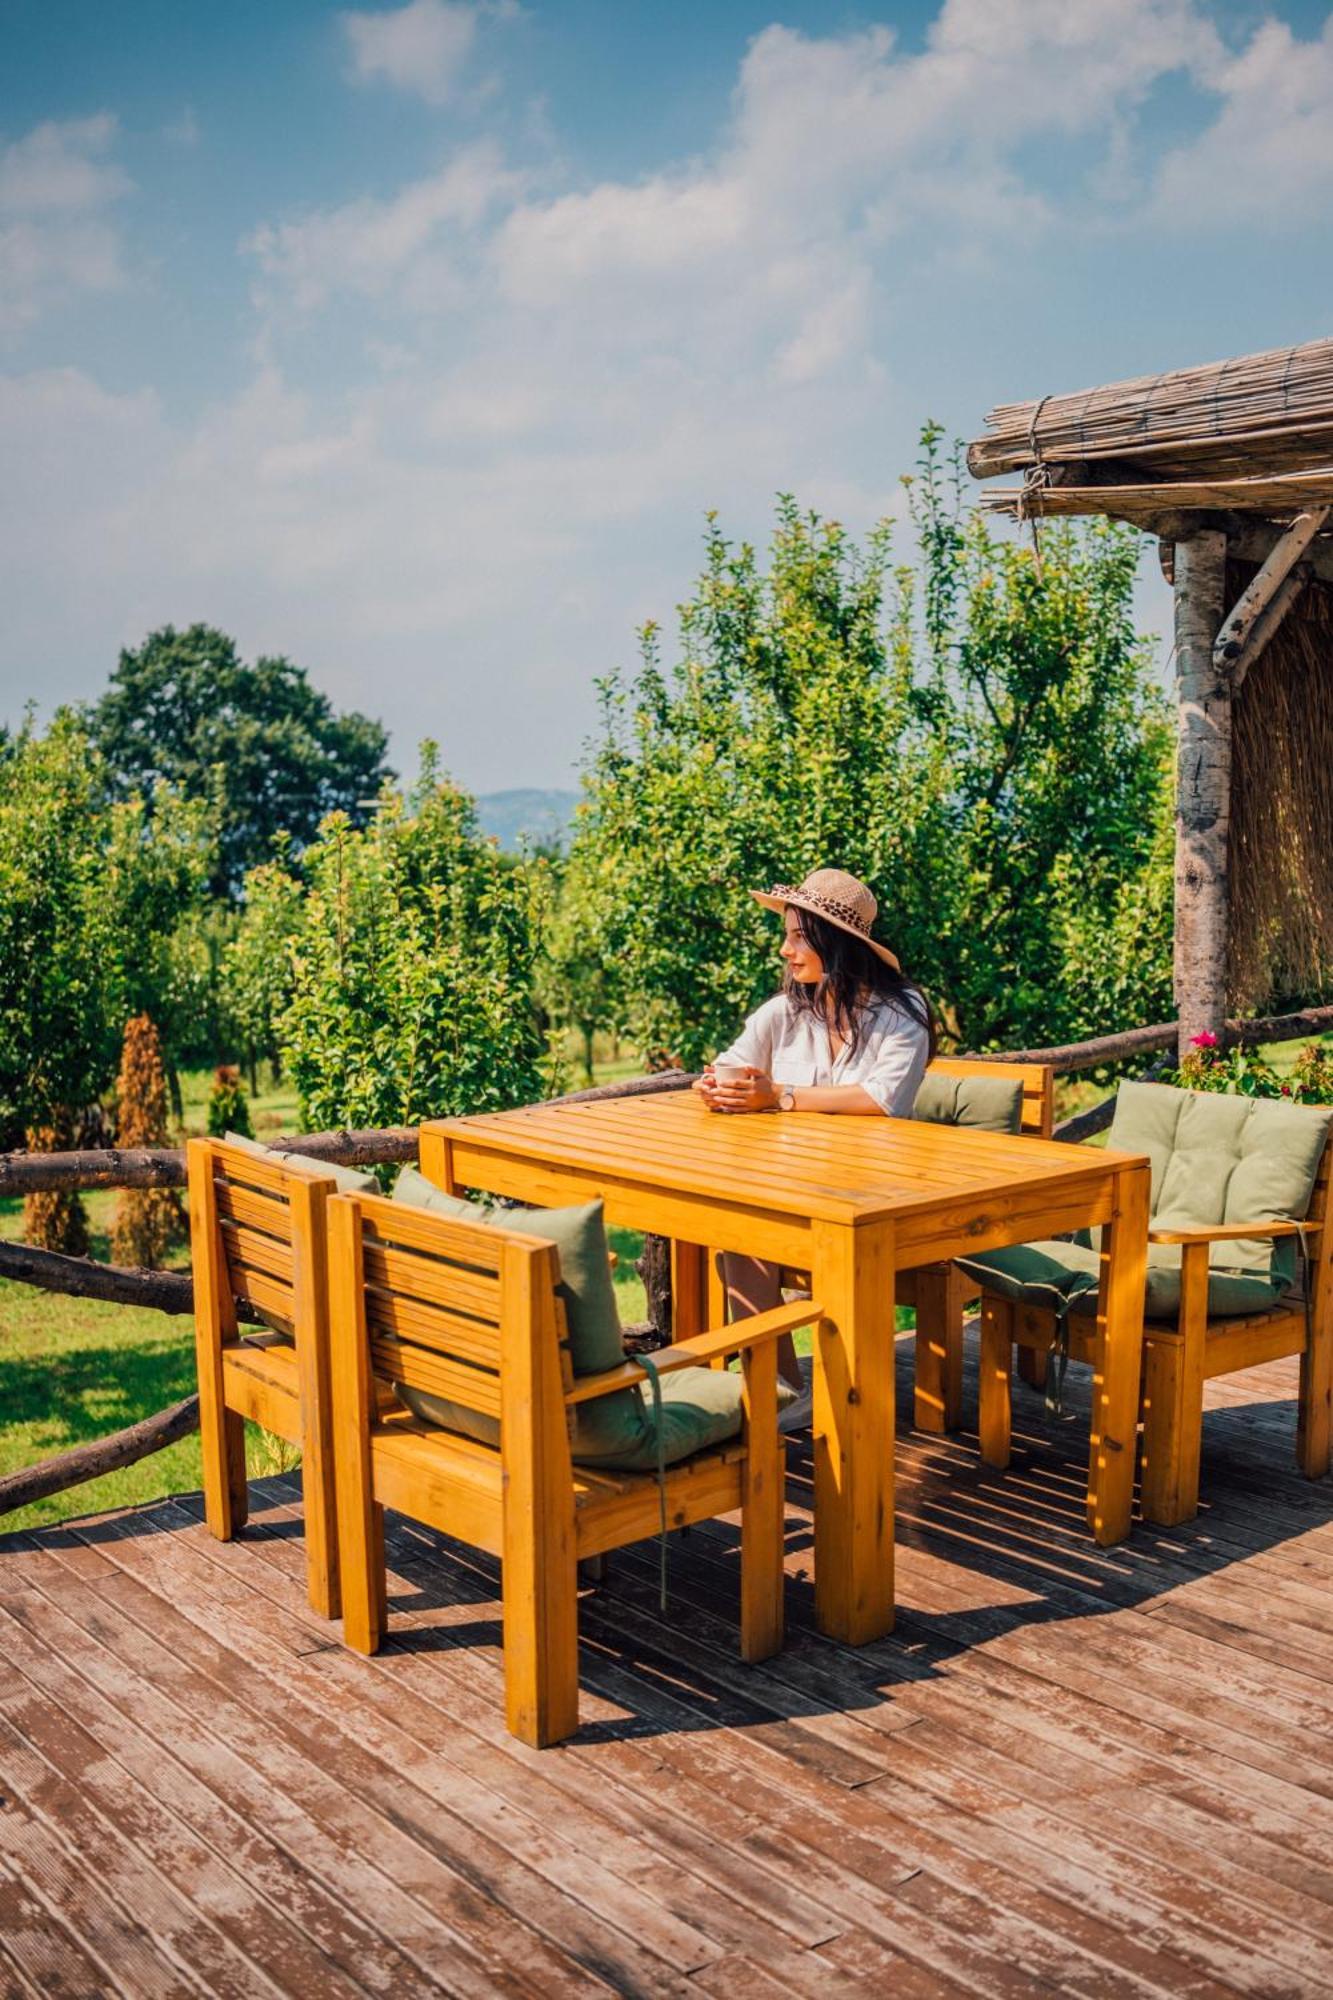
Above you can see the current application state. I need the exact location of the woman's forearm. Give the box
[786,1084,882,1115]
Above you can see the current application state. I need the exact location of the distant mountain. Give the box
[475,788,579,851]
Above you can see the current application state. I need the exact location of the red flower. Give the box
[1281,1083,1292,1096]
[1190,1031,1220,1049]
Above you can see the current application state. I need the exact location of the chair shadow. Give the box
[6,1331,1328,1749]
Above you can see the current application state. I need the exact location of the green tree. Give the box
[223,843,306,1089]
[559,433,1172,1065]
[89,623,393,896]
[275,748,550,1131]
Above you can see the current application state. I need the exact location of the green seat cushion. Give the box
[224,1130,377,1195]
[912,1072,1023,1134]
[956,1238,1283,1322]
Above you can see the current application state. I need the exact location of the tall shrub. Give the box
[110,1015,186,1268]
[276,749,549,1129]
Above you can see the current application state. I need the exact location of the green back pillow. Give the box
[389,1166,749,1468]
[912,1073,1023,1134]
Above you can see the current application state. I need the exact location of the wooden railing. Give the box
[4,1001,1332,1518]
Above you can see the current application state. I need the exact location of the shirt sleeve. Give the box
[713,996,780,1071]
[858,1015,931,1117]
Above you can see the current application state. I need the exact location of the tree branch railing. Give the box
[3,1001,1331,1518]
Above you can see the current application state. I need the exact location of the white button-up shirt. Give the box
[714,992,930,1117]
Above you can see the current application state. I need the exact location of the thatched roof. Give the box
[970,336,1333,525]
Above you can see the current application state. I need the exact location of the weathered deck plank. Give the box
[2,1333,1332,1997]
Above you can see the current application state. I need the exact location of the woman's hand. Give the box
[697,1064,780,1114]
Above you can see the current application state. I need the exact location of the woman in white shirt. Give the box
[698,867,934,1395]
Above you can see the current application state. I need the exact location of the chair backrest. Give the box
[189,1134,336,1338]
[1110,1081,1333,1285]
[328,1190,573,1444]
[919,1058,1054,1138]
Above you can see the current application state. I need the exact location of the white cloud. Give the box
[0,115,131,334]
[9,1,1327,786]
[246,142,520,312]
[1154,16,1333,221]
[341,0,493,106]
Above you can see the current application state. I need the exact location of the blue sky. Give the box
[4,0,1333,790]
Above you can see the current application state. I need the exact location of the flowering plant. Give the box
[1168,1034,1333,1104]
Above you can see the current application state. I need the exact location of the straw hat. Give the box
[751,867,901,973]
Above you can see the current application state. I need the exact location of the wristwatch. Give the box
[777,1085,797,1113]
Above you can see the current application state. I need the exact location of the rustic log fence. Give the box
[4,1001,1332,1519]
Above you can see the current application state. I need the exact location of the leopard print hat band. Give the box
[750,867,902,973]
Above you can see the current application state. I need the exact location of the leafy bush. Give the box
[207,1065,253,1138]
[273,748,550,1130]
[558,430,1173,1065]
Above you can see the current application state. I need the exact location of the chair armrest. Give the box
[1148,1220,1317,1245]
[565,1297,820,1407]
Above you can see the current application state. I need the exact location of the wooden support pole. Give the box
[1173,529,1231,1058]
[1229,566,1308,692]
[1213,506,1327,677]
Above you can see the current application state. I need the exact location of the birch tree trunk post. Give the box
[1173,528,1231,1057]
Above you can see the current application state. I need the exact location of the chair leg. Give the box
[740,1338,784,1663]
[1298,1308,1332,1480]
[978,1297,1013,1469]
[200,1402,249,1543]
[503,1537,580,1749]
[914,1264,963,1434]
[1140,1336,1202,1525]
[340,1485,386,1656]
[299,1429,341,1621]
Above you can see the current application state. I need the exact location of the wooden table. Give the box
[422,1096,1150,1645]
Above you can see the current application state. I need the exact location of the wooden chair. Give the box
[327,1188,816,1747]
[974,1125,1333,1526]
[187,1135,342,1617]
[905,1058,1055,1434]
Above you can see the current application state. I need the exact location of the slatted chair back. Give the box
[349,1190,573,1436]
[187,1136,341,1616]
[328,1187,803,1747]
[925,1057,1054,1138]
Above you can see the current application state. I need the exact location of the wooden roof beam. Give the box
[1213,505,1329,685]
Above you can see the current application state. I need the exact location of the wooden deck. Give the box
[3,1333,1333,1999]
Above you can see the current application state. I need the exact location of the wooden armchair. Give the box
[905,1058,1055,1433]
[968,1089,1333,1527]
[327,1188,816,1747]
[187,1136,344,1617]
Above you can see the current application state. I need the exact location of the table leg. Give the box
[671,1240,710,1339]
[810,1218,897,1643]
[1088,1163,1150,1546]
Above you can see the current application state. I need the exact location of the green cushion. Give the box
[1109,1082,1332,1295]
[392,1169,667,1462]
[959,1082,1332,1324]
[912,1072,1023,1134]
[224,1130,377,1195]
[956,1238,1283,1322]
[390,1169,779,1466]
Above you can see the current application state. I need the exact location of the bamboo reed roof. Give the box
[970,336,1333,525]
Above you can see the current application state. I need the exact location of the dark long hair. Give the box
[782,906,937,1059]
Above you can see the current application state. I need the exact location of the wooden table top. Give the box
[439,1092,1144,1227]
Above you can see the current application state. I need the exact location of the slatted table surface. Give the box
[3,1334,1333,1999]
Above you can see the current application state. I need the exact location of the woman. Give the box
[698,867,935,1403]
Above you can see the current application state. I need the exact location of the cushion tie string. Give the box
[635,1352,670,1612]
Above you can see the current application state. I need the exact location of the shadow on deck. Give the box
[2,1332,1333,1998]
